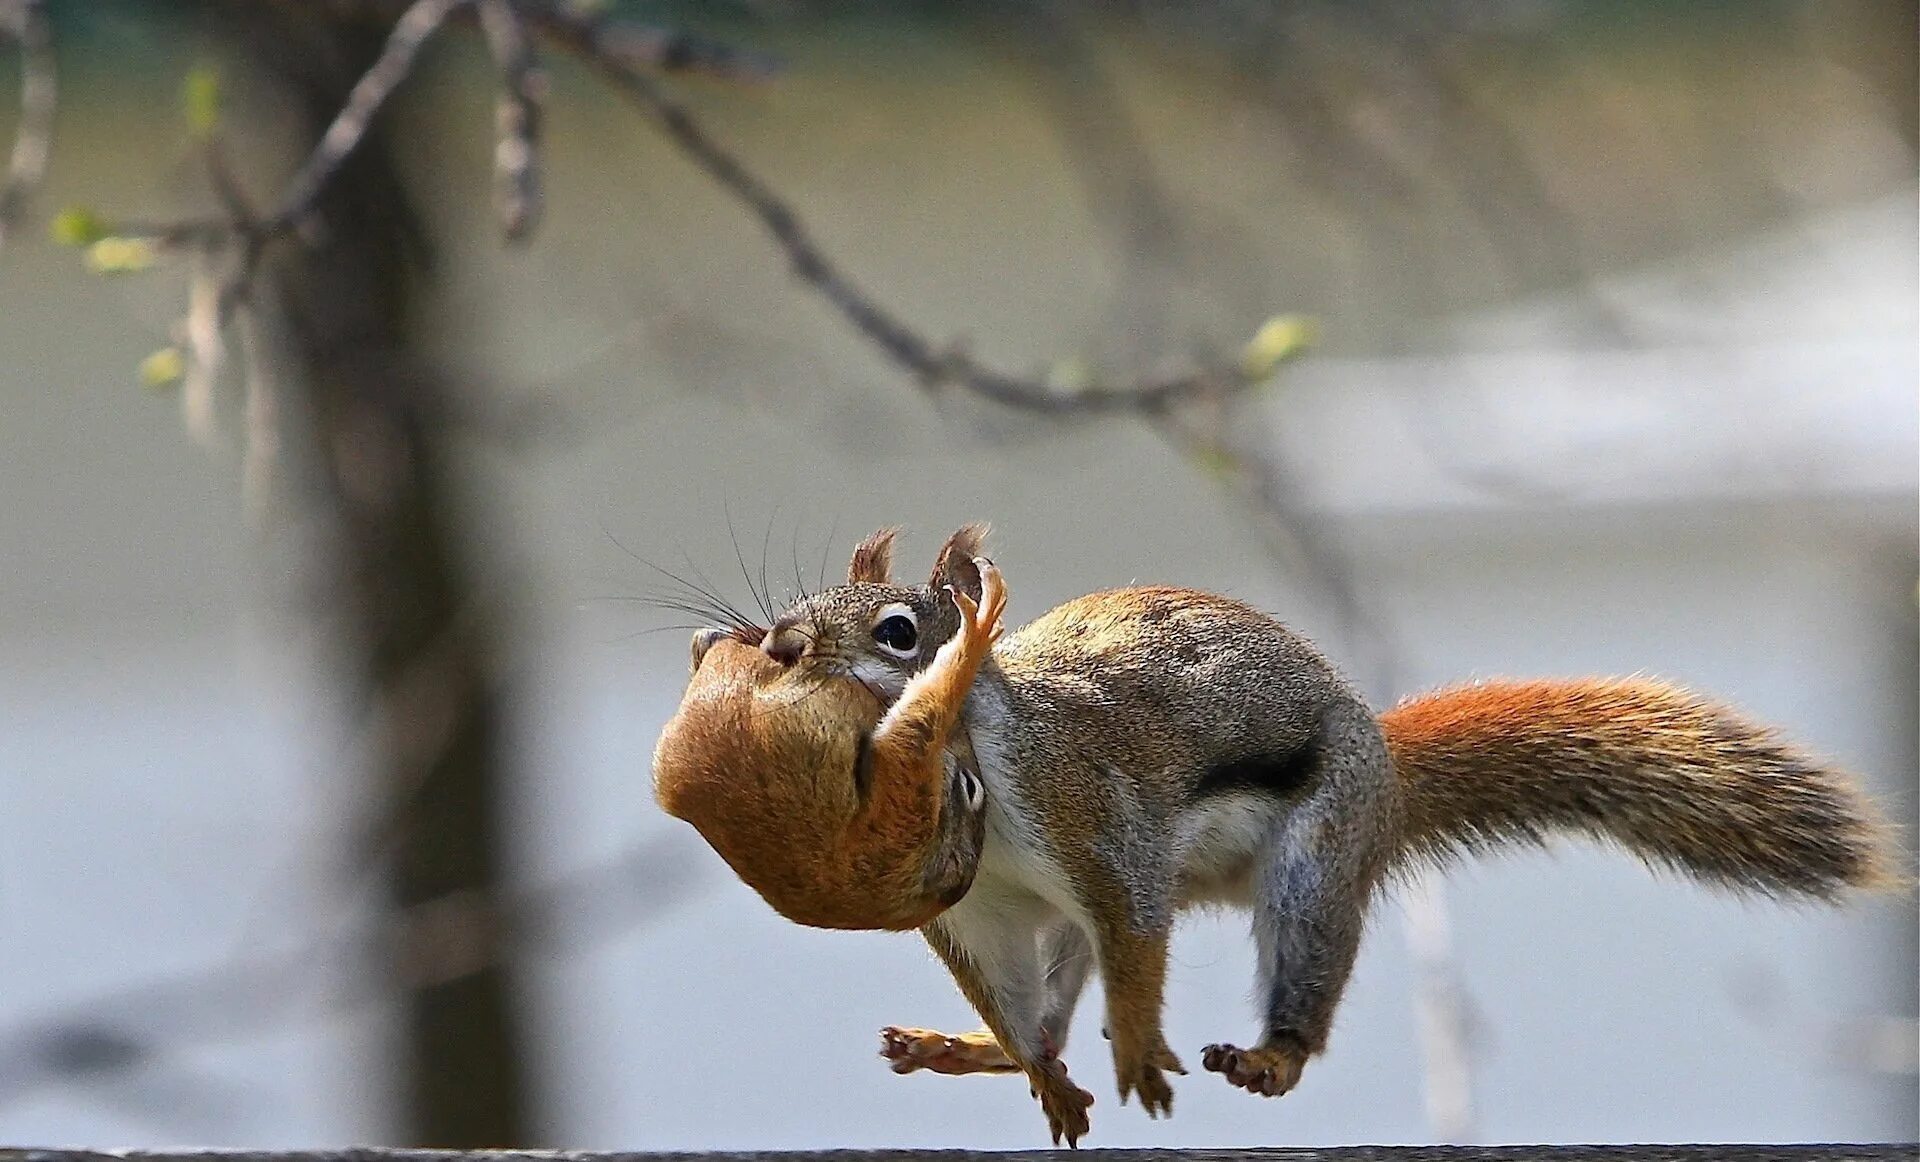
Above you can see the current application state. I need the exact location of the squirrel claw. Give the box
[971,558,1006,642]
[1029,1054,1094,1148]
[1201,1041,1307,1098]
[1152,1043,1188,1076]
[1116,1067,1175,1118]
[1114,1039,1182,1117]
[947,560,1007,654]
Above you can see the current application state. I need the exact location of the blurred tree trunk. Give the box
[204,1,533,1146]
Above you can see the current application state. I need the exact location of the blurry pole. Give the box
[203,0,533,1146]
[1403,872,1476,1143]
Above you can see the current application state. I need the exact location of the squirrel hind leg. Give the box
[1037,921,1096,1050]
[1215,699,1396,1098]
[881,922,1092,1079]
[919,892,1096,1145]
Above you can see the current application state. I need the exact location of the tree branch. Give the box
[65,2,1290,424]
[0,0,53,254]
[533,3,1285,417]
[478,0,543,242]
[582,17,782,85]
[81,0,459,265]
[267,0,465,237]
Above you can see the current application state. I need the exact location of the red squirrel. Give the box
[651,525,1898,1145]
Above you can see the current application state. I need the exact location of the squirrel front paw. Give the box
[879,1026,1018,1075]
[1028,1053,1095,1147]
[1112,1036,1185,1118]
[1200,1040,1308,1097]
[945,558,1006,657]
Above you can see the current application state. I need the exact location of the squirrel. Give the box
[649,524,1899,1147]
[653,556,1003,931]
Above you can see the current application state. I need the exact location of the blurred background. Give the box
[0,0,1915,1152]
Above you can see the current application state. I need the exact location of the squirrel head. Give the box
[649,526,993,931]
[690,524,990,701]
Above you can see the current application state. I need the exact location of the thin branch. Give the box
[225,0,773,252]
[83,2,1274,421]
[98,0,462,261]
[1147,400,1395,687]
[61,0,467,459]
[180,249,225,448]
[585,18,783,84]
[265,0,467,236]
[534,4,1274,417]
[478,0,544,242]
[234,299,281,520]
[0,0,53,254]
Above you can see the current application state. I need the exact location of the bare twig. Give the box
[97,0,462,263]
[83,2,1275,421]
[1149,401,1393,679]
[180,250,226,449]
[267,0,466,236]
[585,18,783,84]
[478,0,543,242]
[62,0,468,467]
[234,300,281,520]
[0,0,53,253]
[535,4,1275,417]
[204,0,772,256]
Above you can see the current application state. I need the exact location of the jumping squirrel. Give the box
[649,525,1899,1146]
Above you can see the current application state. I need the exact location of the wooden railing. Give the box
[4,1146,1915,1162]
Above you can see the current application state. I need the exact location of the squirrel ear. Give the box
[847,526,899,585]
[929,523,990,602]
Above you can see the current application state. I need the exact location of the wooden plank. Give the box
[4,1146,1916,1162]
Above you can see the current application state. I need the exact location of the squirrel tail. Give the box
[1379,677,1902,900]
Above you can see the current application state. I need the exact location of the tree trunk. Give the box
[205,1,534,1146]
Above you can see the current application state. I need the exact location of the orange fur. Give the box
[652,642,956,929]
[1382,677,1901,895]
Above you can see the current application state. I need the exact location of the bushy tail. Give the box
[1380,678,1900,900]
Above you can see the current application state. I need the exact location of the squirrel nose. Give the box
[690,627,728,670]
[763,624,805,666]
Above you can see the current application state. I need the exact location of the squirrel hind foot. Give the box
[1200,1041,1307,1097]
[1028,1056,1094,1147]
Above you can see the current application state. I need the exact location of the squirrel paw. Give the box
[1113,1039,1185,1118]
[879,1026,1018,1075]
[1028,1054,1095,1148]
[945,558,1007,652]
[1201,1041,1307,1098]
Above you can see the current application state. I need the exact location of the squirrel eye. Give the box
[959,767,985,812]
[871,607,919,656]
